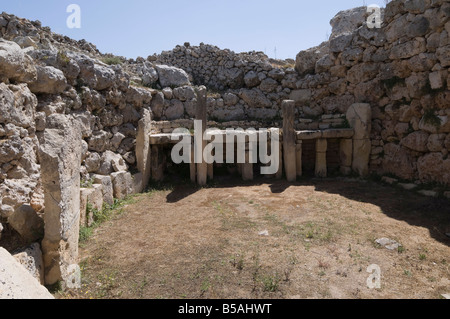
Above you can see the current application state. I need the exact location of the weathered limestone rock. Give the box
[315,139,327,178]
[417,152,450,185]
[296,142,303,177]
[111,171,133,200]
[92,174,114,206]
[295,41,329,75]
[0,83,37,130]
[154,64,191,88]
[7,204,43,243]
[93,63,116,91]
[136,109,152,190]
[195,86,208,186]
[382,143,416,180]
[347,103,372,176]
[79,185,103,227]
[38,114,82,286]
[165,100,185,120]
[329,6,367,39]
[401,131,429,152]
[13,243,44,284]
[282,100,296,182]
[340,139,353,175]
[244,71,261,88]
[0,247,54,299]
[0,39,37,83]
[239,88,272,108]
[28,66,67,94]
[289,89,312,106]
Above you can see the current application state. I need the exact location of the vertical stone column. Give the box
[136,108,152,191]
[242,149,253,181]
[282,100,296,182]
[195,86,208,186]
[151,145,165,182]
[296,142,303,177]
[315,138,327,178]
[339,139,353,175]
[38,114,82,286]
[346,103,372,176]
[190,141,196,183]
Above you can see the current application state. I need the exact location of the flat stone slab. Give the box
[296,129,354,140]
[398,183,418,190]
[375,238,402,250]
[0,248,54,299]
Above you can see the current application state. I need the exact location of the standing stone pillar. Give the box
[136,108,152,191]
[346,103,372,176]
[151,145,165,182]
[190,141,196,183]
[242,149,253,181]
[195,86,208,186]
[340,139,353,175]
[282,100,296,182]
[315,138,327,178]
[296,142,303,177]
[38,114,82,286]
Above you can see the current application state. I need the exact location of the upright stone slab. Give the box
[315,138,327,178]
[79,184,103,227]
[38,114,82,286]
[282,100,296,182]
[190,144,196,183]
[151,145,165,182]
[340,139,353,175]
[195,86,208,186]
[296,142,303,177]
[242,150,253,181]
[346,103,372,176]
[136,109,152,190]
[92,174,114,206]
[111,171,133,200]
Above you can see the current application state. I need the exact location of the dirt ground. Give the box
[61,176,450,299]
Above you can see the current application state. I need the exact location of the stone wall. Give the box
[151,1,450,186]
[0,0,449,291]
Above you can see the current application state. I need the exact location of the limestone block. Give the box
[352,139,371,176]
[0,247,54,299]
[346,103,372,140]
[38,114,82,286]
[79,185,103,227]
[136,108,152,190]
[92,174,114,206]
[111,171,133,200]
[13,243,44,285]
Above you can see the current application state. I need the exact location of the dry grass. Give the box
[58,177,450,299]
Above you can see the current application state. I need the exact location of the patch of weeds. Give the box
[200,279,210,295]
[397,246,405,254]
[419,253,427,261]
[260,272,281,292]
[230,254,245,271]
[80,177,94,188]
[101,56,122,65]
[403,269,412,277]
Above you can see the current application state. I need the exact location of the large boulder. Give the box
[329,7,367,39]
[28,66,67,94]
[239,89,272,108]
[154,64,191,88]
[295,41,329,75]
[0,39,36,83]
[0,247,53,299]
[0,83,37,129]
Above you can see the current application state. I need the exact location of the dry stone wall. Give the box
[0,0,449,292]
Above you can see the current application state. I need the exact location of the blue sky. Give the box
[2,0,387,60]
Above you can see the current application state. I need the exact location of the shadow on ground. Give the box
[148,174,450,246]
